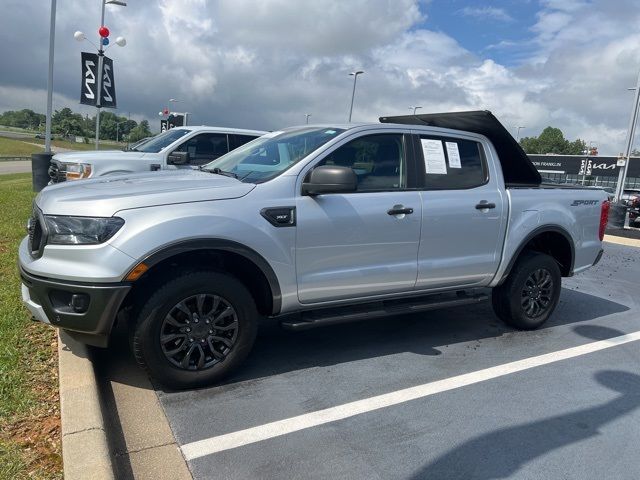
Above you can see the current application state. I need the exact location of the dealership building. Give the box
[529,155,640,189]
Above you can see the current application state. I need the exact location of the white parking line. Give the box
[181,330,640,461]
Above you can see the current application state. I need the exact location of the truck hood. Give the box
[36,170,255,217]
[53,150,148,164]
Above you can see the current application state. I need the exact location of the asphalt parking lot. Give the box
[100,240,640,479]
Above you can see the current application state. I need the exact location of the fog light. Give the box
[70,293,90,313]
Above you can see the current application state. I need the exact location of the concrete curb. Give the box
[604,234,640,248]
[58,331,115,480]
[93,325,193,479]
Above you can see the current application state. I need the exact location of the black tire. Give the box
[491,251,561,330]
[132,271,258,389]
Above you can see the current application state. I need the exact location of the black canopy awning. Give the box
[379,110,541,186]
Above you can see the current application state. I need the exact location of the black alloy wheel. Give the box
[132,271,258,389]
[160,294,239,371]
[491,251,562,330]
[520,268,554,319]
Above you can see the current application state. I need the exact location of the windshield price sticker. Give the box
[421,139,447,175]
[445,142,462,168]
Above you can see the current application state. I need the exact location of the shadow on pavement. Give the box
[99,287,628,393]
[410,369,640,480]
[207,287,628,389]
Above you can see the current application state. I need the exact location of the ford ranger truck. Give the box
[47,126,266,183]
[19,111,609,389]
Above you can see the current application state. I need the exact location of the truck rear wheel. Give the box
[132,271,258,389]
[491,251,561,330]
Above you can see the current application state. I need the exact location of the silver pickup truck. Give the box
[48,125,265,182]
[19,111,610,388]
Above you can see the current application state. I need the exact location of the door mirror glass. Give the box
[168,151,189,165]
[302,165,357,195]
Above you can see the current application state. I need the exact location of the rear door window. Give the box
[418,136,487,189]
[175,133,229,165]
[229,134,259,150]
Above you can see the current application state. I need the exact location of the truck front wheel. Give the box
[491,251,561,330]
[132,271,258,389]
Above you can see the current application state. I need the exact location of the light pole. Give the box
[45,0,57,154]
[168,98,189,126]
[74,0,127,149]
[515,126,525,141]
[409,106,422,115]
[305,114,311,124]
[615,78,640,202]
[348,70,364,122]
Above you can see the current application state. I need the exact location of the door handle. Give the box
[387,205,414,216]
[475,201,496,210]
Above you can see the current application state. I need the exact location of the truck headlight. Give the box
[44,216,124,245]
[64,163,92,180]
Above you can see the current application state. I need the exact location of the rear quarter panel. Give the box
[491,187,607,285]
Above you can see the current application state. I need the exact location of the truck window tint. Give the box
[320,134,406,191]
[420,136,487,189]
[229,134,258,150]
[176,133,229,165]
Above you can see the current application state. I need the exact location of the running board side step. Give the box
[280,292,488,331]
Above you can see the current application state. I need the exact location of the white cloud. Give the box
[1,0,640,154]
[460,6,514,22]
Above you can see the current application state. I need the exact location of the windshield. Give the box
[133,129,190,153]
[201,127,345,183]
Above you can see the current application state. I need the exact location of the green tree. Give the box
[519,126,587,155]
[52,108,86,137]
[519,136,540,154]
[128,120,151,142]
[0,109,45,130]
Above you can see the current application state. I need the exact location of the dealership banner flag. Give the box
[80,52,117,108]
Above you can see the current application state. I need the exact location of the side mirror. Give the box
[302,165,357,195]
[168,151,189,165]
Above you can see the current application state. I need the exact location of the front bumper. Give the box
[20,268,131,347]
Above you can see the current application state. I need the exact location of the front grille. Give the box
[48,161,66,183]
[27,207,45,258]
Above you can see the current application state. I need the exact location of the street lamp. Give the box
[305,114,311,124]
[115,120,123,143]
[168,98,189,126]
[615,80,640,202]
[44,0,57,154]
[515,126,525,141]
[348,70,364,122]
[74,0,127,149]
[409,106,422,115]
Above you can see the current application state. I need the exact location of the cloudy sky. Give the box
[1,0,640,154]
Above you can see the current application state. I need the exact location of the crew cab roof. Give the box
[379,110,542,186]
[180,125,267,135]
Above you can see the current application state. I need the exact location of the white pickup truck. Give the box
[48,125,266,182]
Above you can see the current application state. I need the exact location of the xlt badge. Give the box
[260,207,296,227]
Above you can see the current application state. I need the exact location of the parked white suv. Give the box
[48,126,266,183]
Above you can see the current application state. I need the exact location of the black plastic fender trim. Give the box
[498,225,576,285]
[127,238,283,315]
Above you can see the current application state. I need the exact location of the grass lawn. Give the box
[29,138,124,151]
[0,174,62,479]
[0,136,125,157]
[0,137,43,156]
